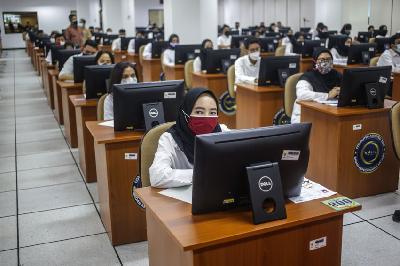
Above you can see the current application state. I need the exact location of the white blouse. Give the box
[103,94,113,120]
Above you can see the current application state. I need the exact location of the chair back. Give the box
[97,94,108,120]
[284,73,303,117]
[184,59,194,90]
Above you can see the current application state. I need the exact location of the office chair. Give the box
[275,45,286,56]
[369,56,379,66]
[184,59,194,90]
[227,65,235,98]
[389,102,400,222]
[284,73,303,117]
[97,93,107,121]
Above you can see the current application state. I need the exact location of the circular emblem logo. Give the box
[149,108,159,118]
[219,91,236,115]
[370,88,377,96]
[131,175,145,209]
[273,108,291,125]
[258,176,273,192]
[353,133,385,173]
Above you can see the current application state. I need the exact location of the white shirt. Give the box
[163,48,175,66]
[111,37,121,51]
[149,125,229,188]
[282,37,295,55]
[217,35,232,49]
[45,50,52,64]
[330,48,348,65]
[291,80,329,124]
[143,43,152,59]
[234,55,260,85]
[59,53,82,78]
[103,93,113,120]
[193,56,202,72]
[127,39,135,53]
[377,49,400,72]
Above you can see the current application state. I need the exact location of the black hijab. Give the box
[199,39,212,71]
[335,37,352,57]
[167,88,222,164]
[299,48,342,93]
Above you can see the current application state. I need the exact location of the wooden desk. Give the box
[236,83,284,129]
[127,53,143,81]
[99,45,112,52]
[32,48,39,71]
[299,101,399,198]
[142,58,161,82]
[86,122,147,245]
[35,52,44,76]
[52,71,63,124]
[40,58,47,89]
[164,64,185,80]
[192,72,236,128]
[48,69,58,110]
[114,50,128,63]
[58,81,83,148]
[137,187,361,266]
[392,72,400,101]
[300,58,313,73]
[70,95,98,183]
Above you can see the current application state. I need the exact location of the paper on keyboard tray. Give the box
[159,185,192,204]
[289,178,336,203]
[98,120,114,127]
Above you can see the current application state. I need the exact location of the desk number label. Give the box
[164,92,176,99]
[289,63,297,69]
[309,237,327,251]
[353,124,362,131]
[282,150,301,161]
[379,76,388,84]
[230,55,238,60]
[321,196,360,211]
[125,153,137,160]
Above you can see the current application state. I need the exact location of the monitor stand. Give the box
[142,102,165,132]
[246,162,287,225]
[361,51,371,65]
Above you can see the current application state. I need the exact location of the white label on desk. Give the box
[379,76,388,84]
[309,236,327,251]
[273,40,278,43]
[164,92,176,99]
[353,124,362,131]
[369,47,375,52]
[194,49,201,53]
[125,153,137,160]
[230,55,238,60]
[282,150,301,161]
[289,63,297,69]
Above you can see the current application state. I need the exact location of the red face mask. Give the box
[188,116,219,135]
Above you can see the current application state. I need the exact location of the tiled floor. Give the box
[0,49,399,266]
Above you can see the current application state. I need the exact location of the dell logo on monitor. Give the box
[258,176,273,192]
[370,88,377,96]
[149,108,159,118]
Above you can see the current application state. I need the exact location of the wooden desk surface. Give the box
[298,101,390,117]
[192,72,226,78]
[86,121,143,144]
[143,58,161,62]
[137,187,360,252]
[164,64,184,69]
[236,83,284,93]
[70,94,98,107]
[48,69,59,76]
[57,80,83,89]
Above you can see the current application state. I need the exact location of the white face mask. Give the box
[249,51,261,61]
[50,38,55,43]
[396,44,400,51]
[60,41,65,46]
[121,77,137,84]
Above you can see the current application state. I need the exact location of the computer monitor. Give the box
[192,123,312,214]
[84,64,115,99]
[259,37,279,53]
[112,80,185,131]
[231,35,249,49]
[134,38,151,53]
[151,41,169,58]
[53,49,81,71]
[279,28,290,36]
[230,29,239,35]
[328,30,338,35]
[327,34,348,49]
[93,33,103,44]
[258,56,300,87]
[357,32,373,43]
[376,37,392,54]
[120,37,135,51]
[102,34,119,45]
[241,28,252,36]
[347,43,377,64]
[265,32,281,38]
[300,27,311,33]
[73,55,97,83]
[373,30,388,38]
[202,48,241,74]
[318,32,330,40]
[295,40,325,58]
[338,66,391,107]
[174,44,202,64]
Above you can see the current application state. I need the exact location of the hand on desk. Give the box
[328,87,340,99]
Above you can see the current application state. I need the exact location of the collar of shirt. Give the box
[389,49,400,57]
[246,55,260,67]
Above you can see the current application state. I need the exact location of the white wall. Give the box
[135,0,163,27]
[314,0,342,32]
[76,0,100,28]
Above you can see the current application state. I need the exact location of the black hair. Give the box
[368,25,374,31]
[89,26,94,30]
[201,38,213,48]
[340,23,352,34]
[316,22,324,30]
[119,29,126,34]
[108,62,138,93]
[95,51,115,64]
[244,38,261,49]
[168,33,179,43]
[379,25,387,31]
[84,40,98,49]
[80,18,86,24]
[64,41,75,49]
[390,35,400,45]
[69,14,76,22]
[55,33,64,39]
[222,24,230,30]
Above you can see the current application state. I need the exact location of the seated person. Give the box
[104,62,138,120]
[234,38,261,85]
[127,31,145,54]
[142,41,153,59]
[149,88,229,188]
[291,49,342,124]
[193,39,213,72]
[376,25,389,38]
[282,29,304,55]
[377,36,400,72]
[82,51,114,95]
[58,40,98,81]
[330,37,352,65]
[111,29,126,51]
[162,34,180,67]
[45,34,65,64]
[217,25,232,49]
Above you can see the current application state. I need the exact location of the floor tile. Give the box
[16,120,59,132]
[354,193,400,220]
[17,138,69,156]
[18,164,81,190]
[16,128,64,143]
[116,241,149,266]
[17,150,74,171]
[87,182,99,203]
[19,204,105,247]
[0,157,15,174]
[343,213,364,226]
[369,215,400,239]
[0,172,16,192]
[0,249,18,266]
[18,182,91,214]
[0,143,15,158]
[0,216,17,251]
[0,191,16,217]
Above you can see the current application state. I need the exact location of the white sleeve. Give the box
[193,57,201,72]
[103,94,114,120]
[149,133,193,188]
[377,51,393,68]
[46,50,52,64]
[127,39,135,53]
[296,80,329,102]
[163,49,175,66]
[217,36,223,46]
[284,42,293,55]
[59,55,74,77]
[111,38,121,51]
[234,57,256,84]
[143,43,152,59]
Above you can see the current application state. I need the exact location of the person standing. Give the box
[65,14,83,47]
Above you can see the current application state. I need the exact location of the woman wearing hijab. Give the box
[291,49,342,124]
[193,39,213,72]
[149,88,229,188]
[330,37,352,65]
[284,31,305,55]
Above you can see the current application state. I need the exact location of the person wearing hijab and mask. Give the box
[330,37,352,65]
[162,34,180,67]
[377,36,400,72]
[234,38,261,85]
[340,23,352,37]
[291,49,342,124]
[193,39,213,73]
[82,51,114,95]
[311,22,324,40]
[149,88,229,188]
[376,25,389,38]
[65,14,83,47]
[103,62,138,120]
[217,25,232,49]
[282,29,301,55]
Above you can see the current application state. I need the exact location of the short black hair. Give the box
[244,38,261,49]
[80,18,86,24]
[69,14,76,21]
[222,24,230,30]
[95,51,115,64]
[84,40,98,49]
[119,29,126,34]
[168,33,179,43]
[368,25,374,31]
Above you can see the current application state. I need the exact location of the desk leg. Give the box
[47,73,55,109]
[62,88,81,148]
[53,79,63,125]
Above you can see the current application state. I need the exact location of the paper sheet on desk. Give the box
[98,120,114,127]
[63,80,74,83]
[314,99,338,106]
[289,178,336,203]
[159,185,192,204]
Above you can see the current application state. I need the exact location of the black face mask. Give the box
[71,21,78,27]
[224,31,230,36]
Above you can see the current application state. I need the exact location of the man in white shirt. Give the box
[234,38,261,85]
[217,25,232,49]
[127,31,145,54]
[377,36,400,72]
[111,29,126,51]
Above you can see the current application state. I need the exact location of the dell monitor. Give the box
[258,56,301,87]
[174,44,202,64]
[53,49,81,71]
[357,31,373,43]
[373,30,388,38]
[295,40,325,58]
[112,80,185,131]
[134,38,151,54]
[259,37,279,53]
[376,37,392,54]
[84,64,115,99]
[93,33,103,44]
[202,48,241,74]
[338,66,391,108]
[300,27,311,33]
[102,34,119,45]
[73,55,97,83]
[192,123,312,214]
[265,32,281,38]
[151,41,169,58]
[230,29,240,36]
[327,34,348,49]
[231,35,249,49]
[120,37,135,51]
[347,43,377,64]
